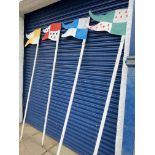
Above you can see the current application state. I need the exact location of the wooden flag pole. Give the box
[93,35,125,155]
[56,39,86,155]
[42,38,59,146]
[20,41,40,141]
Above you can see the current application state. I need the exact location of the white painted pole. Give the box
[115,1,134,155]
[93,35,125,155]
[42,39,59,146]
[20,41,40,141]
[56,39,86,155]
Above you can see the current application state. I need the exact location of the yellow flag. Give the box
[25,28,41,47]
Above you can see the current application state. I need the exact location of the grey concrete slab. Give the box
[33,132,58,150]
[43,152,55,155]
[19,123,78,155]
[49,145,79,155]
[19,137,46,155]
[19,123,39,141]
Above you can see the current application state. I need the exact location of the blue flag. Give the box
[62,17,90,40]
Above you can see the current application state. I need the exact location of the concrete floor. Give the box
[19,123,78,155]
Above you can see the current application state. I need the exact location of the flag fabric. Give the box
[89,9,128,35]
[42,23,61,41]
[25,28,41,47]
[62,17,90,40]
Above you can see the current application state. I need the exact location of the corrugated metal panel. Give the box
[23,0,129,154]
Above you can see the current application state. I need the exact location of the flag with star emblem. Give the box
[42,23,61,41]
[89,8,128,35]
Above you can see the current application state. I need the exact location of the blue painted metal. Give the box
[122,67,135,155]
[122,1,135,155]
[23,0,129,154]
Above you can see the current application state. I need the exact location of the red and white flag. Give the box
[42,23,61,41]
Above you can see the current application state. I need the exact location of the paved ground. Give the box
[19,123,78,155]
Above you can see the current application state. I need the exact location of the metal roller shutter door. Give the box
[23,0,129,154]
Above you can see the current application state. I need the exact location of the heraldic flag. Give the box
[62,17,90,40]
[42,23,61,41]
[89,8,128,35]
[25,28,41,47]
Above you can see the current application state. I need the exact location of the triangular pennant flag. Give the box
[89,9,128,35]
[41,22,62,146]
[20,27,41,141]
[42,23,61,41]
[25,28,41,47]
[62,17,90,40]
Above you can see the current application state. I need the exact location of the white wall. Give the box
[19,13,24,123]
[19,0,60,124]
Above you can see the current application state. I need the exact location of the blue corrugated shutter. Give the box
[23,0,129,154]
